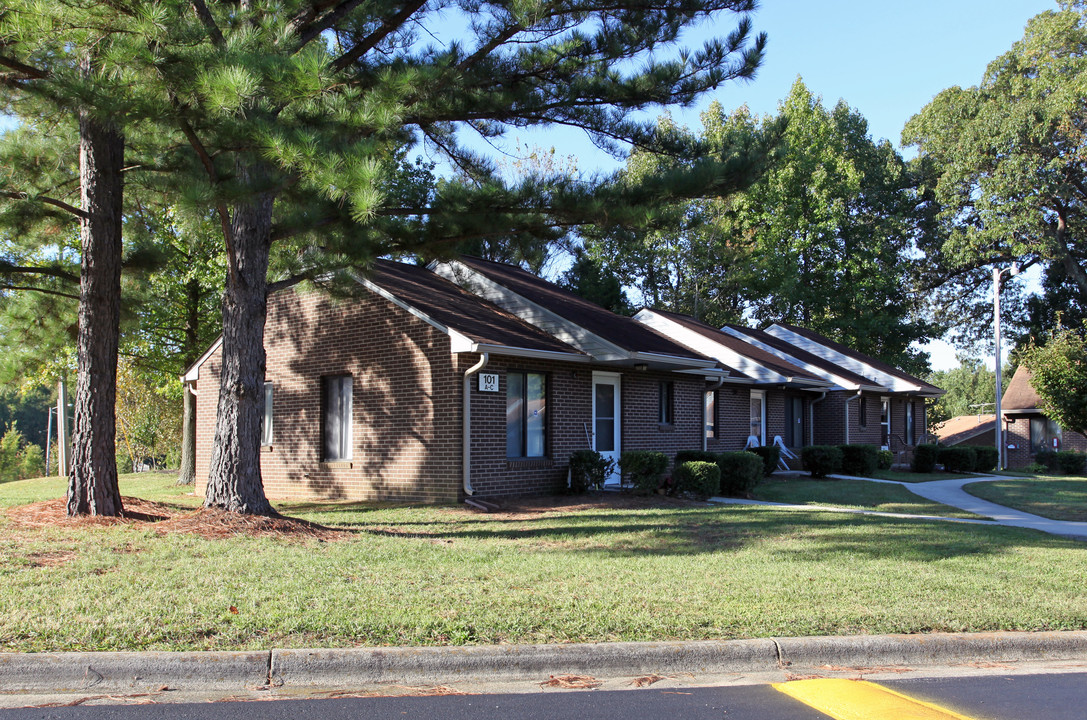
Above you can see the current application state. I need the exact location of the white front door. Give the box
[592,372,621,484]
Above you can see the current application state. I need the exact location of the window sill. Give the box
[320,461,353,470]
[506,457,553,470]
[658,423,675,432]
[261,445,274,452]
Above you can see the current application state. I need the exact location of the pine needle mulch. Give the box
[4,497,348,542]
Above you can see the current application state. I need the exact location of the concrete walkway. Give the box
[713,473,1087,540]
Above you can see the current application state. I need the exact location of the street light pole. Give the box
[994,263,1020,470]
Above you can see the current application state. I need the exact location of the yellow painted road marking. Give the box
[773,678,979,720]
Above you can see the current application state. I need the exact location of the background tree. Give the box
[925,357,998,428]
[903,1,1087,346]
[586,80,934,371]
[1022,324,1087,436]
[558,247,633,315]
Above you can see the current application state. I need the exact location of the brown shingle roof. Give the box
[774,323,943,394]
[367,260,585,357]
[934,414,996,446]
[1002,365,1042,411]
[456,256,710,360]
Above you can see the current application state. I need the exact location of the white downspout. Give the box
[844,391,862,445]
[809,391,826,446]
[703,377,727,452]
[462,352,489,497]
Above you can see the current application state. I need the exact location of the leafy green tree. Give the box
[903,1,1087,345]
[925,357,997,428]
[558,248,633,315]
[589,79,934,371]
[1022,324,1087,436]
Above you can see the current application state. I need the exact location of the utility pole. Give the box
[994,263,1020,470]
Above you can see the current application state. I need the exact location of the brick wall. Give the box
[707,385,753,453]
[193,286,729,502]
[1004,413,1087,468]
[195,287,464,503]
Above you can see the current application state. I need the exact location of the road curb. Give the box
[2,632,1086,693]
[0,650,270,693]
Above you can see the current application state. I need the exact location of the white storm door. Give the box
[592,372,621,484]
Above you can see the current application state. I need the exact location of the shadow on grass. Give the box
[287,501,1076,561]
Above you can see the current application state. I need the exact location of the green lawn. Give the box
[1,473,1084,653]
[964,477,1087,522]
[871,470,975,483]
[752,478,982,519]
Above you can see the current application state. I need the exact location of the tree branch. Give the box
[189,0,226,47]
[0,190,89,220]
[0,284,80,300]
[0,261,79,283]
[0,54,49,80]
[292,0,367,50]
[330,0,428,72]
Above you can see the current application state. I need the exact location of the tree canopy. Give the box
[4,0,773,515]
[903,1,1087,345]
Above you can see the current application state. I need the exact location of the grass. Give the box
[1,473,1085,653]
[964,476,1087,522]
[752,478,982,519]
[871,470,974,483]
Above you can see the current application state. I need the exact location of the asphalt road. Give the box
[2,673,1085,720]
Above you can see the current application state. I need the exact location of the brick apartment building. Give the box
[184,256,942,502]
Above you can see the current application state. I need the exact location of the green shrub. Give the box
[1025,462,1048,474]
[801,445,843,479]
[838,444,879,477]
[1034,449,1059,473]
[674,461,721,500]
[715,451,765,495]
[620,450,669,496]
[972,446,1000,473]
[1055,451,1086,476]
[877,450,894,470]
[568,450,615,493]
[912,444,940,473]
[938,446,977,473]
[674,450,718,465]
[748,445,781,477]
[16,444,43,480]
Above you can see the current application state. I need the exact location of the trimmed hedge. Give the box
[972,446,999,473]
[675,450,718,465]
[716,451,764,496]
[877,450,894,470]
[620,450,669,495]
[748,445,781,478]
[674,461,721,500]
[568,449,614,493]
[838,444,879,477]
[938,446,977,474]
[1036,449,1086,475]
[802,445,843,479]
[912,444,940,474]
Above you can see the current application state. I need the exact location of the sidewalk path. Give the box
[714,473,1087,541]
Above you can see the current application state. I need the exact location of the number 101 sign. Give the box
[478,373,499,392]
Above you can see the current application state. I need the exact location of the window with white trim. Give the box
[507,371,547,458]
[880,397,891,449]
[749,390,766,444]
[705,389,717,439]
[322,375,353,461]
[261,382,273,446]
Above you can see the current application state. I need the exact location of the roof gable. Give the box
[432,256,719,370]
[721,325,882,390]
[1002,365,1042,411]
[766,323,942,396]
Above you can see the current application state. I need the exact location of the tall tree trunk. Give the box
[177,385,197,485]
[66,106,125,517]
[177,278,201,486]
[204,164,274,515]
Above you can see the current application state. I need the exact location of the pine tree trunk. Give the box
[203,163,275,515]
[176,279,201,486]
[176,385,196,485]
[66,107,124,517]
